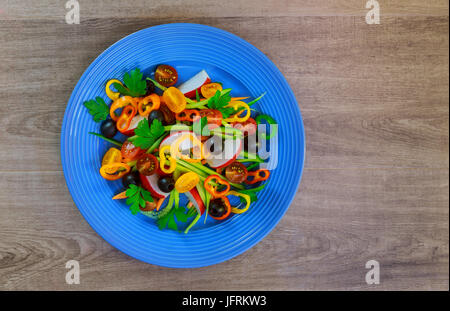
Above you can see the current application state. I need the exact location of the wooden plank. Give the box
[0,16,448,171]
[0,0,448,20]
[0,168,447,290]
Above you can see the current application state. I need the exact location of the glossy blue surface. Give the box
[61,23,305,268]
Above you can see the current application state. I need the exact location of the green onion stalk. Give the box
[146,133,168,153]
[89,132,123,147]
[184,213,201,234]
[246,162,260,171]
[240,151,264,162]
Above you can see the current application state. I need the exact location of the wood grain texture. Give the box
[1,0,449,19]
[0,169,447,290]
[0,0,448,290]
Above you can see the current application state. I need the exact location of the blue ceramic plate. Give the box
[61,23,305,268]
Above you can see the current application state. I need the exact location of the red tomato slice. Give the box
[136,154,159,176]
[121,140,144,161]
[155,65,178,87]
[225,161,248,183]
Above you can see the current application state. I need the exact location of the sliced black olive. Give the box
[122,171,141,188]
[158,176,175,193]
[148,110,165,125]
[100,119,117,138]
[209,199,227,218]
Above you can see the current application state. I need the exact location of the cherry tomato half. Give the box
[200,109,222,129]
[102,147,122,166]
[163,87,186,113]
[175,172,200,193]
[232,117,257,136]
[155,64,178,87]
[121,140,144,161]
[137,154,159,176]
[201,83,223,98]
[225,161,248,183]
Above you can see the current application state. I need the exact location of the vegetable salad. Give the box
[84,65,277,233]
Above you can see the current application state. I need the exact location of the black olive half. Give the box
[158,176,175,193]
[122,171,140,189]
[100,119,117,138]
[209,199,227,218]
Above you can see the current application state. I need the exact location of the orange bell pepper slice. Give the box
[116,105,137,133]
[110,96,138,121]
[138,93,160,117]
[209,197,231,220]
[100,163,130,180]
[204,175,230,198]
[175,109,201,122]
[245,169,270,185]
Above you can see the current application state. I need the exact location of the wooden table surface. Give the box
[0,0,448,290]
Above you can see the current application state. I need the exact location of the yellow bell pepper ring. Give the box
[100,163,130,181]
[170,133,203,163]
[223,101,251,123]
[228,191,251,214]
[159,145,176,174]
[105,79,123,101]
[175,172,200,193]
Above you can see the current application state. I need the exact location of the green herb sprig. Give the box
[157,191,196,230]
[129,119,165,149]
[207,89,236,118]
[125,184,154,215]
[83,97,109,122]
[113,68,147,97]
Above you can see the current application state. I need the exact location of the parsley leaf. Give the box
[157,192,196,231]
[207,89,236,118]
[83,97,109,122]
[125,184,154,215]
[131,118,165,149]
[112,68,147,97]
[173,207,191,223]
